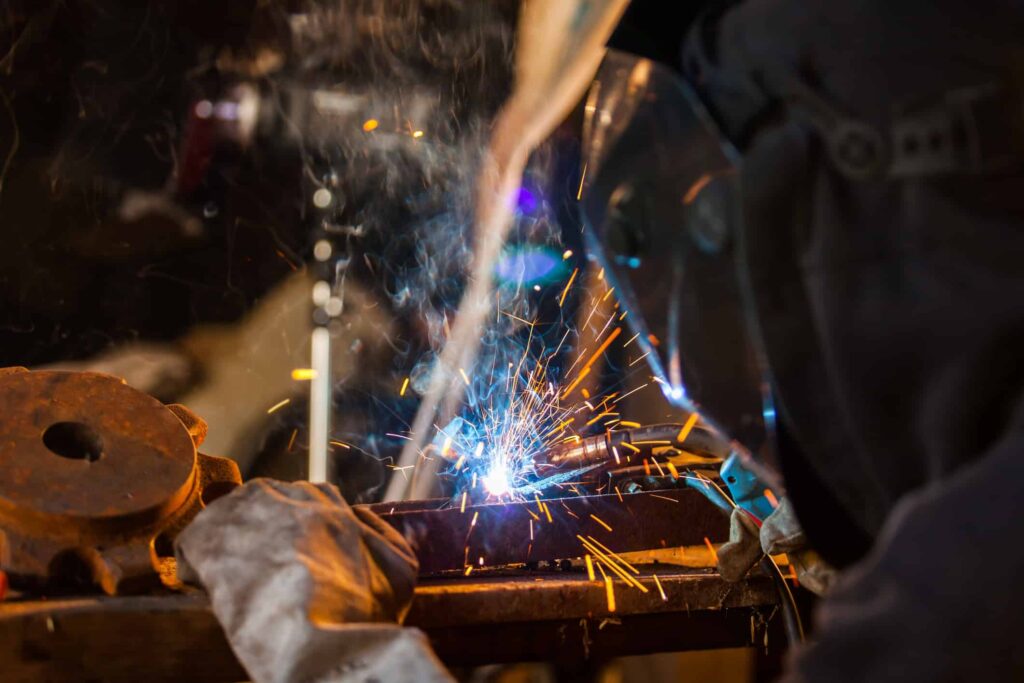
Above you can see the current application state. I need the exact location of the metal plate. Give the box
[367,488,730,574]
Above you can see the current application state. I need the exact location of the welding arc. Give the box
[383,0,632,502]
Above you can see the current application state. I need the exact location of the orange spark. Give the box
[561,327,622,399]
[676,412,700,444]
[650,457,666,477]
[559,267,579,308]
[653,574,667,601]
[704,537,719,563]
[590,514,613,532]
[649,494,680,503]
[682,173,715,204]
[604,576,616,613]
[266,398,290,414]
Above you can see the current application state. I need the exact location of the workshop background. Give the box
[0,1,796,681]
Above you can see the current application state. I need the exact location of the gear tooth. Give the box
[97,544,159,594]
[80,371,129,384]
[166,403,209,447]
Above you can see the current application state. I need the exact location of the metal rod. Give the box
[308,325,331,483]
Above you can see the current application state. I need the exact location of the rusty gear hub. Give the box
[0,367,241,594]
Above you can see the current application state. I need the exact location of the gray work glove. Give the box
[176,478,452,683]
[716,498,837,596]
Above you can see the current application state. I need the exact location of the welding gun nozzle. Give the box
[533,422,727,475]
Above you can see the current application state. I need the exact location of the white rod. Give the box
[308,326,331,483]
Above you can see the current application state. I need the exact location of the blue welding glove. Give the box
[176,478,452,683]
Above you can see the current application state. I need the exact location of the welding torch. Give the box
[533,422,728,477]
[534,422,777,519]
[536,423,804,642]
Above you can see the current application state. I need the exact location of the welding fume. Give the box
[1,1,1023,682]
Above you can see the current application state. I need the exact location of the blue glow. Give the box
[665,385,685,402]
[511,464,601,497]
[495,245,565,286]
[517,187,539,214]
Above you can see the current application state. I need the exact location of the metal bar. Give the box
[365,488,730,574]
[0,570,780,680]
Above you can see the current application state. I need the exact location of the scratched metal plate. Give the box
[366,488,729,574]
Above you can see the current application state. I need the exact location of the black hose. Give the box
[614,422,730,459]
[761,555,806,645]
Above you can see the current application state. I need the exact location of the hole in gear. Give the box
[153,531,176,559]
[200,480,240,507]
[42,422,103,462]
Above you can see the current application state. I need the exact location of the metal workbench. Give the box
[1,566,782,682]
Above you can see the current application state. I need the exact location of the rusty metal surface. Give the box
[366,488,730,574]
[0,569,780,681]
[0,368,242,595]
[411,566,774,626]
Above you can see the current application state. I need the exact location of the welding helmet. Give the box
[578,51,777,470]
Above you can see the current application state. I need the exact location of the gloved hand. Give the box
[716,498,837,596]
[175,478,452,683]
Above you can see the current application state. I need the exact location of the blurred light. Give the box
[312,188,332,208]
[325,297,343,316]
[312,281,331,305]
[291,368,318,381]
[194,100,213,119]
[562,249,573,259]
[313,239,332,261]
[495,245,566,287]
[362,119,379,132]
[517,187,538,214]
[412,130,424,138]
[214,101,239,121]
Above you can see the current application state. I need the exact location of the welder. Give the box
[582,1,1024,680]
